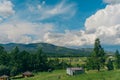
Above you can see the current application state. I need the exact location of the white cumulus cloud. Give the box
[1,0,120,47]
[85,4,120,33]
[103,0,120,4]
[0,21,54,44]
[44,4,120,46]
[85,4,120,45]
[0,0,77,45]
[44,30,96,46]
[0,0,15,21]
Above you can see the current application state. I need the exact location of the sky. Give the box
[0,0,120,49]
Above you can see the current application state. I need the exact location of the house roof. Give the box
[0,75,9,78]
[67,67,83,71]
[22,71,33,75]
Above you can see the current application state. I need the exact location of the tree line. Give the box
[0,38,120,76]
[86,38,120,71]
[0,46,70,76]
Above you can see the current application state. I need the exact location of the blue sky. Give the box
[11,0,106,31]
[0,0,120,50]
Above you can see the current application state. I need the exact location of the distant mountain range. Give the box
[0,43,93,57]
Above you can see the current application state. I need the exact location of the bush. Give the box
[0,65,10,76]
[107,59,114,71]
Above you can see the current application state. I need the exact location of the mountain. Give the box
[0,43,92,57]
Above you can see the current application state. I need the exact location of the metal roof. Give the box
[67,67,83,71]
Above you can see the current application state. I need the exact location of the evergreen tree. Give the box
[86,38,106,71]
[29,53,36,71]
[10,46,19,63]
[35,48,48,71]
[107,59,114,71]
[0,65,10,76]
[0,46,9,66]
[9,46,20,76]
[115,50,120,69]
[18,50,30,72]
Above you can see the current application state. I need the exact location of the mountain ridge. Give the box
[0,43,92,57]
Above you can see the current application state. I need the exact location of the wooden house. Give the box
[0,75,9,80]
[66,67,84,76]
[22,71,34,78]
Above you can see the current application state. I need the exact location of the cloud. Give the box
[0,0,15,21]
[44,30,96,46]
[103,0,120,4]
[28,0,76,20]
[44,4,120,46]
[85,4,120,33]
[0,21,54,44]
[1,0,119,47]
[40,1,76,20]
[83,4,120,45]
[0,0,77,45]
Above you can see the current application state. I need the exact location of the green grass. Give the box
[14,70,120,80]
[13,57,119,80]
[49,57,87,66]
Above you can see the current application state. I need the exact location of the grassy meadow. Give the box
[48,57,87,66]
[14,70,120,80]
[12,57,120,80]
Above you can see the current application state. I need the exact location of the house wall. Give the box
[73,70,84,75]
[66,68,84,76]
[0,78,8,80]
[66,68,73,75]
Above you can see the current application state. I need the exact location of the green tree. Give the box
[115,50,120,69]
[35,48,48,71]
[0,65,10,76]
[10,46,19,63]
[86,38,106,71]
[107,59,114,71]
[86,57,96,70]
[28,53,36,71]
[9,46,20,76]
[17,50,30,72]
[0,46,9,66]
[10,66,18,76]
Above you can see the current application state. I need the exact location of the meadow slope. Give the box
[14,70,120,80]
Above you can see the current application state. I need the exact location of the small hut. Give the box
[66,67,84,76]
[22,71,34,78]
[0,75,9,80]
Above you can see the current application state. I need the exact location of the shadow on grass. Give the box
[11,76,23,79]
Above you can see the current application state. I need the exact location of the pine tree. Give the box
[86,38,106,71]
[18,50,30,72]
[0,46,9,66]
[35,48,48,71]
[107,59,114,71]
[9,46,20,76]
[115,50,120,69]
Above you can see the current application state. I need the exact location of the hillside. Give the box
[14,70,120,80]
[0,43,92,57]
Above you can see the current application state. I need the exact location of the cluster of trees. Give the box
[86,38,120,71]
[0,46,70,76]
[0,38,119,76]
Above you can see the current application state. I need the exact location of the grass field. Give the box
[13,57,119,80]
[49,57,87,66]
[14,69,120,80]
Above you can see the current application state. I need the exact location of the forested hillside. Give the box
[1,43,92,57]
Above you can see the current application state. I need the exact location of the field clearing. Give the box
[49,57,87,66]
[13,57,119,80]
[14,70,120,80]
